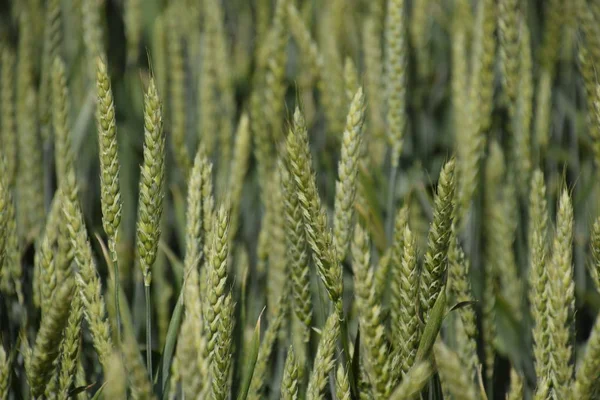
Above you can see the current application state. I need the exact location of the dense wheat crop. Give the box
[2,0,600,399]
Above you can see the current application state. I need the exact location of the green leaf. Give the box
[449,300,477,313]
[70,382,100,398]
[415,290,447,363]
[156,287,184,398]
[236,310,263,400]
[159,240,184,287]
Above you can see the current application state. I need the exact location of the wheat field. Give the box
[1,0,600,399]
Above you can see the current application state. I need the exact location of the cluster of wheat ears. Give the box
[2,0,600,399]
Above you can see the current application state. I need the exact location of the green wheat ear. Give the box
[282,156,312,344]
[529,169,550,383]
[281,346,300,400]
[136,76,165,287]
[352,223,392,397]
[385,0,407,168]
[307,312,340,400]
[0,46,17,189]
[420,158,456,320]
[333,86,365,261]
[0,345,10,400]
[29,280,74,398]
[547,189,575,398]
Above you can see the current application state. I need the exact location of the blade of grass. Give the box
[236,310,263,400]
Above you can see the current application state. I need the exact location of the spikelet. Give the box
[374,247,392,301]
[533,378,551,400]
[0,47,17,188]
[434,341,478,400]
[287,3,322,80]
[16,12,45,239]
[385,0,407,167]
[448,236,478,377]
[96,57,123,307]
[29,280,74,398]
[0,159,11,291]
[124,0,141,65]
[534,70,552,155]
[476,0,496,134]
[452,0,469,153]
[498,0,520,114]
[167,7,191,176]
[572,311,600,399]
[0,173,19,299]
[39,0,63,143]
[210,293,234,400]
[362,16,386,166]
[250,88,272,199]
[52,57,75,188]
[535,0,562,157]
[388,205,410,296]
[287,109,342,310]
[0,346,9,400]
[306,312,340,400]
[282,159,312,343]
[228,114,251,240]
[183,149,209,356]
[64,177,113,369]
[547,190,575,398]
[506,368,523,400]
[481,143,505,380]
[202,159,215,256]
[178,316,205,397]
[420,158,456,320]
[264,0,289,145]
[334,87,366,260]
[136,77,165,286]
[352,224,392,397]
[266,166,287,316]
[539,0,564,71]
[391,224,419,375]
[335,363,351,400]
[37,233,57,315]
[456,0,494,221]
[204,206,230,355]
[56,294,83,400]
[485,145,521,319]
[33,197,56,306]
[319,13,345,137]
[281,347,300,400]
[528,169,550,382]
[591,218,600,290]
[205,0,235,184]
[513,20,533,195]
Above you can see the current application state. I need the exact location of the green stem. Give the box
[145,283,153,381]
